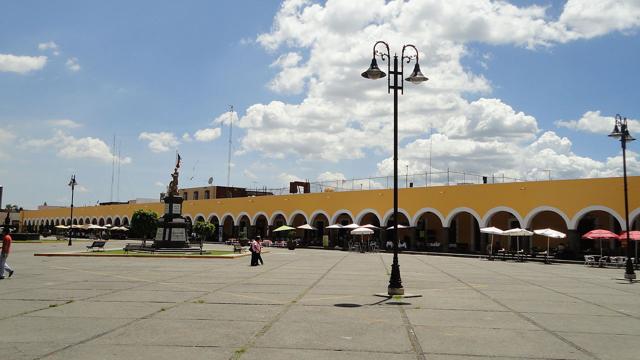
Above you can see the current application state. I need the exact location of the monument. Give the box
[154,154,190,249]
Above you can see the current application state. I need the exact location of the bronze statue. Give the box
[167,153,181,196]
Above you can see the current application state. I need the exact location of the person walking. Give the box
[0,227,14,279]
[256,237,264,265]
[250,238,259,266]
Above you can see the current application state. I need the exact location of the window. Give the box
[183,192,188,200]
[193,191,199,200]
[204,190,210,199]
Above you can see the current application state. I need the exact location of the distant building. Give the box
[162,185,273,201]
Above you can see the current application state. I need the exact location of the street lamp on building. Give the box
[68,175,77,246]
[608,114,636,283]
[362,41,428,295]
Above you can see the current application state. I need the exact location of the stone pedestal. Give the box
[154,196,189,249]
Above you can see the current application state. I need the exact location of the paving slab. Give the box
[2,242,640,360]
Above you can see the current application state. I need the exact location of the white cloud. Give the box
[278,172,302,184]
[23,130,132,164]
[66,57,80,72]
[154,181,166,187]
[193,127,221,142]
[139,132,179,153]
[0,128,16,160]
[213,110,239,125]
[47,119,82,128]
[182,133,193,142]
[38,41,60,56]
[233,0,640,182]
[76,185,89,193]
[556,110,640,135]
[243,169,258,180]
[0,54,47,74]
[317,171,346,182]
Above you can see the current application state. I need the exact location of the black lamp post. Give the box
[362,41,428,295]
[609,114,636,283]
[68,175,77,246]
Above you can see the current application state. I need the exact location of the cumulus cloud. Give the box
[182,132,193,142]
[0,128,16,159]
[0,54,47,74]
[66,57,80,72]
[139,132,179,153]
[556,111,640,135]
[38,41,60,56]
[23,130,132,164]
[47,119,82,128]
[230,0,640,184]
[193,127,221,142]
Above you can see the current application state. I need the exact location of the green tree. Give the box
[193,221,216,242]
[130,209,158,239]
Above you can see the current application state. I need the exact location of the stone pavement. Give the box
[1,241,640,360]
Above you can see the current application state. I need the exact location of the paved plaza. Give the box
[1,241,639,360]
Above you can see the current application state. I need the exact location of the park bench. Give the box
[86,240,106,251]
[233,244,244,253]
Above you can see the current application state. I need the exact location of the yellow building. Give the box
[20,176,640,258]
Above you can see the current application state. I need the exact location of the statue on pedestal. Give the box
[155,153,189,249]
[167,154,181,196]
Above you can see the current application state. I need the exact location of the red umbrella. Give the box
[618,231,640,241]
[582,229,618,239]
[582,229,618,257]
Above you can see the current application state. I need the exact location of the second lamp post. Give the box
[362,41,428,295]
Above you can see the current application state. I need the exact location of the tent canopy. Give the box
[274,225,295,232]
[582,229,617,239]
[503,228,533,236]
[297,224,317,230]
[481,227,504,235]
[326,224,343,229]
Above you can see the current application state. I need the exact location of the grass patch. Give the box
[90,249,235,256]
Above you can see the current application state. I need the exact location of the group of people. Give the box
[249,237,264,266]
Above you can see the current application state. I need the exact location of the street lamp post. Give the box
[609,114,636,283]
[68,175,77,246]
[362,41,428,295]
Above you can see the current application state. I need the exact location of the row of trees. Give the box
[129,209,216,241]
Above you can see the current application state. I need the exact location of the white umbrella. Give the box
[350,227,374,235]
[362,224,380,229]
[503,228,533,252]
[273,225,295,232]
[55,225,69,229]
[297,224,316,230]
[326,224,343,229]
[88,224,106,230]
[342,223,360,229]
[386,224,409,230]
[534,228,566,256]
[481,227,504,255]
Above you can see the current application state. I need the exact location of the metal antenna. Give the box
[428,124,433,186]
[117,140,122,201]
[110,134,116,202]
[227,105,233,187]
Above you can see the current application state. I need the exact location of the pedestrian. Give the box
[249,238,258,266]
[0,227,14,279]
[256,237,264,265]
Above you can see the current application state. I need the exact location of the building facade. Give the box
[20,176,640,258]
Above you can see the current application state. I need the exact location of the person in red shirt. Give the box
[0,227,14,279]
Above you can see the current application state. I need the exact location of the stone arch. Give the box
[287,210,309,226]
[444,207,482,228]
[91,218,98,225]
[114,217,121,226]
[253,213,269,239]
[251,212,268,226]
[235,212,250,226]
[523,206,570,229]
[310,210,331,224]
[331,209,354,225]
[184,215,193,224]
[98,218,105,226]
[106,217,112,225]
[79,218,84,225]
[269,211,287,226]
[381,208,411,226]
[122,217,130,226]
[570,205,625,230]
[55,219,60,226]
[482,206,524,229]
[628,207,640,230]
[354,208,382,225]
[446,208,482,253]
[410,208,445,227]
[194,214,206,223]
[84,217,91,225]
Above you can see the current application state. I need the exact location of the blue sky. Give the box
[1,0,639,209]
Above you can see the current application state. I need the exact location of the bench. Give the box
[86,240,106,251]
[233,244,244,253]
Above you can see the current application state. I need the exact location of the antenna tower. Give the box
[227,105,233,187]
